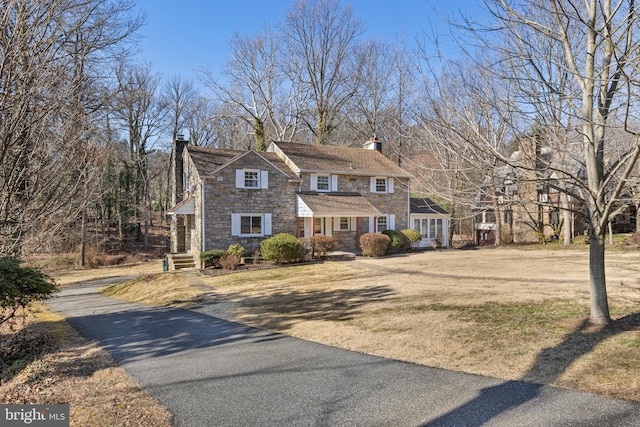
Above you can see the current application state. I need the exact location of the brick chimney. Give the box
[363,135,382,153]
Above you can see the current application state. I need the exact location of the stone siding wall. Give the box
[300,173,409,230]
[202,152,298,256]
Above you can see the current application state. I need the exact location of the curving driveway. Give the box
[48,277,640,427]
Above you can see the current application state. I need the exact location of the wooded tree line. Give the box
[2,0,640,324]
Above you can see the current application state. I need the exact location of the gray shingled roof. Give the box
[298,192,381,216]
[410,198,449,215]
[271,141,411,177]
[186,146,296,178]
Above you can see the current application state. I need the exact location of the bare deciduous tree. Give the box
[472,0,640,324]
[281,0,364,144]
[0,0,141,257]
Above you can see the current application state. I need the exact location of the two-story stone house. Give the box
[167,137,412,268]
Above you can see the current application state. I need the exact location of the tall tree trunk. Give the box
[588,226,610,324]
[561,192,572,245]
[80,205,87,267]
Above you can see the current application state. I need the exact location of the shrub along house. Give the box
[167,137,412,268]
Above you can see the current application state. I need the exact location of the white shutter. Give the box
[389,214,396,230]
[351,217,357,231]
[235,169,244,188]
[331,175,338,192]
[369,216,375,233]
[333,217,340,231]
[370,177,376,192]
[389,177,395,193]
[231,214,240,236]
[264,213,272,235]
[260,170,268,189]
[310,174,318,191]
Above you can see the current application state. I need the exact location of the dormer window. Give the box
[317,175,329,191]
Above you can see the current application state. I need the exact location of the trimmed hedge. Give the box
[260,233,302,264]
[382,229,411,254]
[401,229,422,244]
[360,233,390,257]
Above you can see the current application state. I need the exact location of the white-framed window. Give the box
[244,170,259,188]
[370,176,394,193]
[231,213,272,236]
[339,217,350,230]
[317,175,330,191]
[429,218,443,239]
[377,216,387,233]
[370,214,395,233]
[311,174,338,192]
[241,215,261,235]
[235,169,268,189]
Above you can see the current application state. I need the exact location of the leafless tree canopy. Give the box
[0,0,142,256]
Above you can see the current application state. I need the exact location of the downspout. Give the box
[407,179,411,230]
[201,178,205,268]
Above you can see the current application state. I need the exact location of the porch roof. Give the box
[297,192,381,217]
[167,197,195,215]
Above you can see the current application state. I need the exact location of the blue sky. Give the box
[134,0,486,81]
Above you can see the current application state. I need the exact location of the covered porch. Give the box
[296,192,382,251]
[167,197,197,269]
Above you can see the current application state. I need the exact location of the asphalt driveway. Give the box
[48,277,640,426]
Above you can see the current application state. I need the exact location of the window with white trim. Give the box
[339,217,350,231]
[377,216,387,233]
[231,213,272,237]
[244,170,259,188]
[236,169,268,189]
[317,175,330,191]
[371,176,394,193]
[241,215,261,235]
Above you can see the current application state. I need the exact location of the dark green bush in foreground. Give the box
[260,233,302,264]
[0,257,57,325]
[382,229,411,254]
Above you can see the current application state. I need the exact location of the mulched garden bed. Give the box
[198,259,321,277]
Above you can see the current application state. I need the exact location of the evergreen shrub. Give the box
[260,233,302,264]
[382,229,411,254]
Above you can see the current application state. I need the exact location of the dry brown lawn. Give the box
[104,246,640,402]
[0,303,172,426]
[5,247,640,426]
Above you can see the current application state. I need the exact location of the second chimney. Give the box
[363,135,382,153]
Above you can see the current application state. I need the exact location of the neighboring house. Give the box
[167,137,413,268]
[409,197,451,248]
[472,137,588,245]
